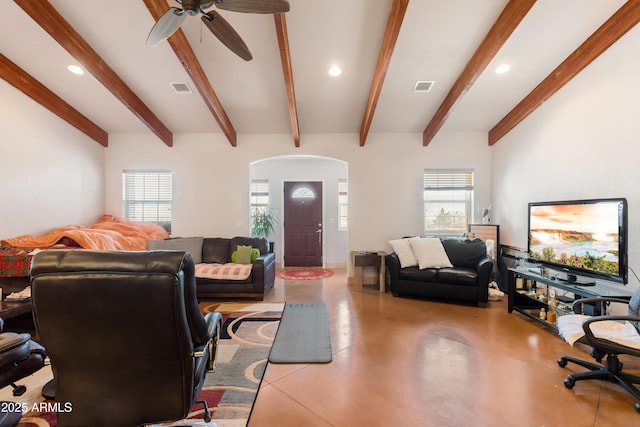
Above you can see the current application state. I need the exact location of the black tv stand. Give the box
[552,275,596,286]
[507,268,634,330]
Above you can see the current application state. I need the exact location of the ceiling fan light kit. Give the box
[147,0,290,61]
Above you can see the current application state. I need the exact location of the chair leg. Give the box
[196,399,212,423]
[559,354,640,412]
[558,355,603,373]
[612,372,640,404]
[9,383,26,397]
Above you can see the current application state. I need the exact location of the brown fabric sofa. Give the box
[147,236,275,300]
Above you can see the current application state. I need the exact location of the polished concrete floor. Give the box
[249,269,639,426]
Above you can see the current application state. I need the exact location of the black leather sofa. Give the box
[386,237,493,307]
[148,236,275,300]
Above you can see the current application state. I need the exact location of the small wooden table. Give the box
[0,299,32,320]
[352,251,386,293]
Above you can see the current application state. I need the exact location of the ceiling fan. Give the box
[147,0,290,61]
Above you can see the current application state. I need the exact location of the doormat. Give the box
[269,302,332,363]
[276,268,334,280]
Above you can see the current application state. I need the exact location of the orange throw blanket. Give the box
[1,215,169,251]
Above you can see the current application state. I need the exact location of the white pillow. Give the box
[408,237,453,270]
[389,238,418,268]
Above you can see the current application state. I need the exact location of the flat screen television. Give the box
[527,198,628,284]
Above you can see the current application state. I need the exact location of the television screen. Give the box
[527,198,628,284]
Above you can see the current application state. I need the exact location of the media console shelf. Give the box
[507,268,634,331]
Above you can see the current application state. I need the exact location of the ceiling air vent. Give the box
[170,82,192,94]
[413,80,435,93]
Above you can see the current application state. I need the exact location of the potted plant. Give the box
[250,208,277,239]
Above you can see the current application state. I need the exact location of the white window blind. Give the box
[338,179,348,230]
[122,170,173,228]
[423,169,474,234]
[250,179,269,213]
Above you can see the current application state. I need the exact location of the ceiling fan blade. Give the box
[214,0,290,14]
[202,11,253,61]
[147,7,186,46]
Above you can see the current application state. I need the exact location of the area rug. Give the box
[14,302,283,427]
[276,267,334,280]
[269,302,332,364]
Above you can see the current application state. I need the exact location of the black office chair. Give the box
[0,317,47,427]
[30,250,223,427]
[557,289,640,412]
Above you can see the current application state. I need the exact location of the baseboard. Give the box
[275,262,347,270]
[325,262,347,270]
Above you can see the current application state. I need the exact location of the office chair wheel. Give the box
[563,377,575,389]
[557,358,567,368]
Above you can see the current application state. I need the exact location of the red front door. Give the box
[283,181,323,267]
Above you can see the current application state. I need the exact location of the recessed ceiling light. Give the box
[328,65,342,77]
[67,64,84,75]
[495,63,511,74]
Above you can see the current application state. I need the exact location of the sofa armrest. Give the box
[251,252,276,294]
[386,253,401,284]
[475,257,494,302]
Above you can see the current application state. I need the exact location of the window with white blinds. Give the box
[338,179,348,230]
[250,179,269,214]
[122,170,172,232]
[423,169,474,234]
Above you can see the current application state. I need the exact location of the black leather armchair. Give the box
[0,317,46,397]
[557,289,640,412]
[30,250,223,427]
[0,317,46,427]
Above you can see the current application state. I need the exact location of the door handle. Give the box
[316,228,322,246]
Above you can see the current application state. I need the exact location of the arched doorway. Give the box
[249,155,348,268]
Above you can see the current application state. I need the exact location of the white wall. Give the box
[492,26,640,291]
[104,131,493,261]
[0,81,105,238]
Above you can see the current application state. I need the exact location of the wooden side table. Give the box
[352,251,386,293]
[0,299,32,320]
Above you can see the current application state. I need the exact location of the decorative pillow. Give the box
[441,238,486,268]
[202,238,230,264]
[235,245,253,265]
[231,248,260,263]
[147,236,203,264]
[389,238,418,268]
[408,237,453,270]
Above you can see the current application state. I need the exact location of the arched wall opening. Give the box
[250,155,349,268]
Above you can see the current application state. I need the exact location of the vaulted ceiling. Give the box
[0,0,637,148]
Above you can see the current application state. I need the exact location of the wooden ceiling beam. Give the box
[0,53,108,146]
[14,0,173,147]
[422,0,536,146]
[360,0,409,147]
[144,0,237,147]
[274,13,300,147]
[489,0,640,145]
